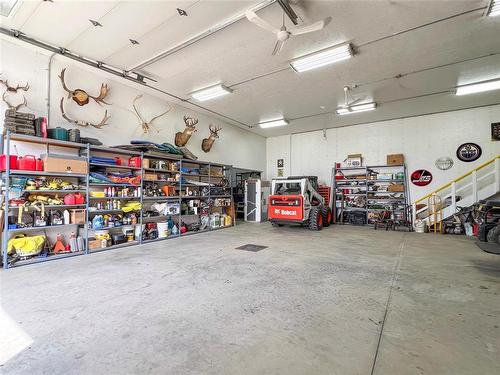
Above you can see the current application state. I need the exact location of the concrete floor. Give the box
[1,223,499,375]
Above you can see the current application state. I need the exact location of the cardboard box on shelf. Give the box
[388,184,405,192]
[387,154,404,166]
[88,238,101,250]
[144,173,157,181]
[42,154,88,174]
[70,209,86,224]
[345,154,362,167]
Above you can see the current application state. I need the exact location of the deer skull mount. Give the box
[132,95,172,134]
[175,116,198,147]
[60,98,110,129]
[1,74,29,111]
[201,125,222,153]
[59,68,110,106]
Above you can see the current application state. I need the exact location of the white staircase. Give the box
[412,156,500,226]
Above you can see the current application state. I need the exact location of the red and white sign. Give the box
[411,169,433,186]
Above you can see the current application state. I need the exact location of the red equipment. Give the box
[0,155,18,171]
[128,156,141,167]
[17,155,37,170]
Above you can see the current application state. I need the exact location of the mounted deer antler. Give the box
[60,98,109,129]
[132,95,172,134]
[0,74,30,92]
[59,68,110,106]
[201,124,222,153]
[2,92,27,111]
[175,115,198,147]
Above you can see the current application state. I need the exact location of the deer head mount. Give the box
[0,75,30,92]
[60,98,110,129]
[2,92,27,111]
[175,115,198,147]
[59,68,110,106]
[201,125,222,153]
[132,95,172,134]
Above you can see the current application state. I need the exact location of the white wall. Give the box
[0,38,266,172]
[267,105,500,201]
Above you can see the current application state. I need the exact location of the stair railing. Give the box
[412,155,500,225]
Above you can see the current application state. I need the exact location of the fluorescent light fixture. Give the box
[487,0,500,17]
[191,84,233,102]
[290,43,353,73]
[336,102,377,115]
[455,78,500,96]
[258,118,289,128]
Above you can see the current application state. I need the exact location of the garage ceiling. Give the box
[1,0,499,137]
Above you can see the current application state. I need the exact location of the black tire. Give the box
[271,222,283,228]
[486,224,500,244]
[309,206,323,231]
[321,206,332,227]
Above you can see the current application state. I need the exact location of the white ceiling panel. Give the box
[66,1,196,63]
[105,0,261,70]
[16,0,119,47]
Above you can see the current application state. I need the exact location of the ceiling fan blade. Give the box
[289,16,332,36]
[245,10,279,33]
[272,40,285,56]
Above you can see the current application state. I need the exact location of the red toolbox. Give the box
[0,155,18,171]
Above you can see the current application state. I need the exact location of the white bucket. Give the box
[157,222,169,238]
[414,220,426,233]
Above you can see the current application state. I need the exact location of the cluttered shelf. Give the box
[2,130,235,269]
[332,155,410,227]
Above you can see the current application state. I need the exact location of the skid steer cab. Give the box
[268,177,332,230]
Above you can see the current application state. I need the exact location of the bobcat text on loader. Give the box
[268,176,332,230]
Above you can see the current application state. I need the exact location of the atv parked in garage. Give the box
[268,176,331,230]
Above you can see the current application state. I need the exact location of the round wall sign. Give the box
[435,157,454,170]
[456,143,481,162]
[411,169,433,186]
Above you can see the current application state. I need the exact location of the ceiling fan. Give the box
[245,10,331,55]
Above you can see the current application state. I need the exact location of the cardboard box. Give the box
[346,153,362,167]
[88,238,101,250]
[144,172,157,181]
[388,184,405,192]
[387,154,404,166]
[70,209,86,224]
[42,154,88,174]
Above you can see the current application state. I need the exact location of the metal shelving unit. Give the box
[1,131,235,269]
[331,164,410,226]
[1,132,90,269]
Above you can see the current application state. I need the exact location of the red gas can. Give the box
[17,155,37,171]
[0,155,18,171]
[36,158,44,171]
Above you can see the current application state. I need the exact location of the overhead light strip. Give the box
[455,78,500,96]
[259,118,289,128]
[191,84,233,102]
[487,0,500,16]
[336,102,377,115]
[290,43,353,73]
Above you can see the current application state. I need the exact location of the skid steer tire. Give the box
[486,224,500,245]
[309,206,323,231]
[322,206,332,227]
[271,222,283,228]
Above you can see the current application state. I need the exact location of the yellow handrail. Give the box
[414,155,500,204]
